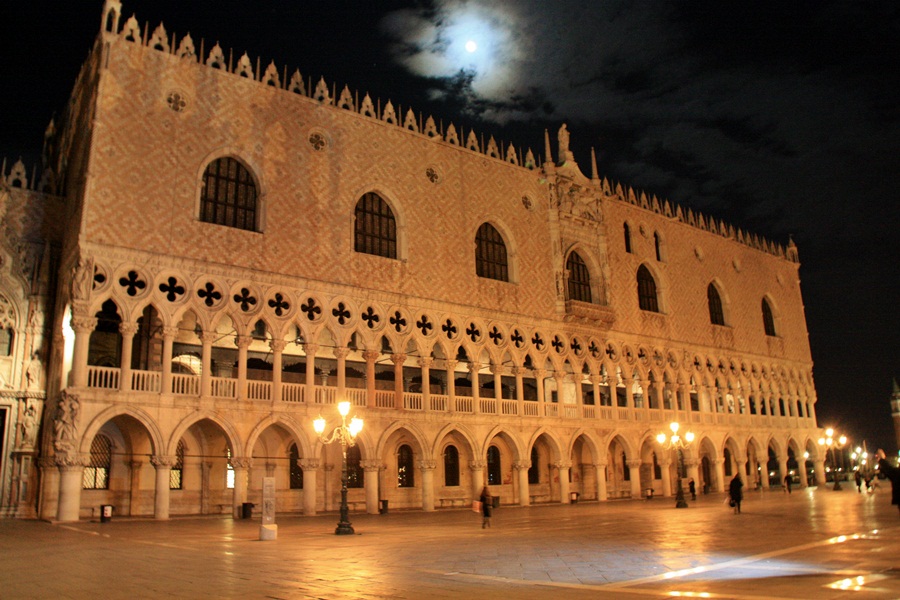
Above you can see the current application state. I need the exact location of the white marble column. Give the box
[594,462,608,501]
[231,458,251,518]
[392,353,406,409]
[70,316,97,388]
[151,455,173,520]
[363,350,378,409]
[713,458,726,493]
[200,331,216,397]
[270,339,285,403]
[514,460,530,506]
[419,460,436,511]
[362,460,381,514]
[627,459,643,499]
[56,460,85,522]
[161,326,177,394]
[469,460,485,497]
[118,323,137,392]
[557,461,571,503]
[235,335,251,400]
[418,357,433,412]
[299,458,319,515]
[661,458,673,497]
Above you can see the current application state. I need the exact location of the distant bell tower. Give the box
[892,379,900,453]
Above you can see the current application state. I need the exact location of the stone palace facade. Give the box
[0,1,826,521]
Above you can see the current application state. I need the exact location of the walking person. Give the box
[689,478,697,501]
[876,449,900,518]
[480,486,493,528]
[855,470,863,493]
[783,473,792,494]
[729,474,743,514]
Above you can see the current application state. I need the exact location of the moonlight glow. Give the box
[465,40,477,53]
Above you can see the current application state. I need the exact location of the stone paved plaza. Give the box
[2,486,899,599]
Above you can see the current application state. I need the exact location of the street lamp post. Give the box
[314,401,364,535]
[656,422,695,508]
[818,428,847,491]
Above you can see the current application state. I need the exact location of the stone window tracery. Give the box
[708,283,725,325]
[637,265,659,312]
[566,251,592,303]
[83,434,112,490]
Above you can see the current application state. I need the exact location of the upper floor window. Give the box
[762,298,777,336]
[566,251,592,303]
[354,192,397,258]
[708,283,725,326]
[83,434,112,490]
[637,265,659,312]
[0,328,12,356]
[624,222,632,253]
[200,157,258,231]
[654,232,663,261]
[475,223,509,282]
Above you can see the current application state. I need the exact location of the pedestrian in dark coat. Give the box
[688,478,697,501]
[729,475,743,514]
[876,449,900,517]
[480,486,493,528]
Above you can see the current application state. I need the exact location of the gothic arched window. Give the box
[475,223,509,282]
[487,445,502,485]
[347,445,364,488]
[397,444,415,487]
[624,222,632,253]
[708,283,725,325]
[566,251,592,303]
[443,445,459,487]
[354,192,397,258]
[170,439,185,490]
[200,157,258,231]
[289,443,304,489]
[637,265,659,312]
[762,298,777,336]
[83,434,112,490]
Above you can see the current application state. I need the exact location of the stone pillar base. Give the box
[259,524,278,541]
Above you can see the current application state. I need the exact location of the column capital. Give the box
[391,353,407,366]
[119,322,139,337]
[417,357,434,369]
[231,457,252,470]
[490,363,504,375]
[333,346,350,359]
[511,366,526,376]
[513,460,532,471]
[469,460,486,470]
[444,359,458,371]
[56,454,87,469]
[151,455,176,468]
[70,316,97,333]
[554,461,572,470]
[234,335,253,350]
[592,461,609,469]
[162,325,179,339]
[362,350,380,361]
[200,331,218,344]
[360,460,382,472]
[269,339,286,353]
[626,459,643,469]
[417,460,436,471]
[298,458,321,470]
[304,342,319,355]
[468,361,482,373]
[553,370,567,381]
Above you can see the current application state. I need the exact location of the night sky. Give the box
[2,1,897,451]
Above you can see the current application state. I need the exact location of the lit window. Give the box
[566,251,592,303]
[200,157,258,231]
[83,435,111,490]
[475,223,509,282]
[354,192,397,258]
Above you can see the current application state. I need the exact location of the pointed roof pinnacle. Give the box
[544,129,553,165]
[591,148,599,181]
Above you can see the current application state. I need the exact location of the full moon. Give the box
[465,40,478,53]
